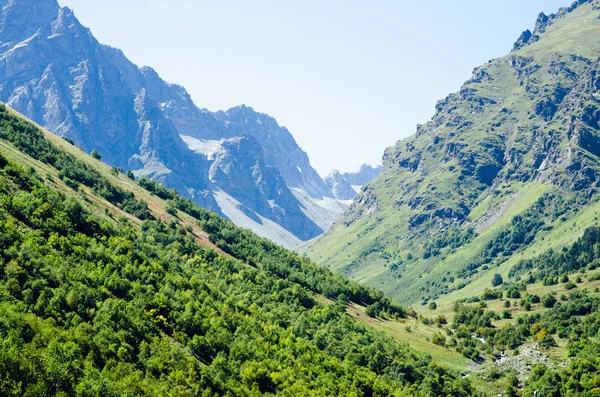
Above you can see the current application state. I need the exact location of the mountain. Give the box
[341,164,382,187]
[305,0,600,305]
[324,170,358,200]
[324,165,382,201]
[0,104,478,395]
[0,0,348,248]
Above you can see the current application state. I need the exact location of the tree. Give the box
[492,273,503,287]
[542,294,557,308]
[62,136,75,145]
[91,149,101,160]
[428,302,437,310]
[506,287,521,299]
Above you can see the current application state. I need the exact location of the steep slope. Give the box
[306,0,600,305]
[0,104,477,396]
[0,0,346,247]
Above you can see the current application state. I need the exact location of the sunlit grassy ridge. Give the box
[305,0,600,306]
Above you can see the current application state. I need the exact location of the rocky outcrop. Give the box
[512,0,594,52]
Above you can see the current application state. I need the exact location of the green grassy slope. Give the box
[305,0,600,306]
[0,105,481,395]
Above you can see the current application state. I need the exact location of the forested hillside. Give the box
[410,226,600,395]
[0,105,474,395]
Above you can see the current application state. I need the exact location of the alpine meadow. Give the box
[3,0,600,396]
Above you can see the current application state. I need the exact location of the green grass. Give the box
[346,303,471,372]
[305,0,600,307]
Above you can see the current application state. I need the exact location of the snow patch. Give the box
[290,187,349,232]
[180,135,221,160]
[213,189,302,249]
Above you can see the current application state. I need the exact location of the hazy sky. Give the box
[59,0,568,176]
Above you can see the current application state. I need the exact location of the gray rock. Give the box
[324,170,358,200]
[0,0,348,245]
[341,164,382,186]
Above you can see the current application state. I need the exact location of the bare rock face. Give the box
[341,164,382,186]
[0,0,345,246]
[324,170,358,201]
[209,136,322,241]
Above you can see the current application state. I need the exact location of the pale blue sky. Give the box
[59,0,569,175]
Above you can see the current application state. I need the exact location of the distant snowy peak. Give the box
[324,170,357,201]
[341,164,382,186]
[325,164,382,201]
[215,104,333,199]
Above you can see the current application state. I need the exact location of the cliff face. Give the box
[0,0,346,247]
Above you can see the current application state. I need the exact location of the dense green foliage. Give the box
[0,105,151,221]
[0,109,476,395]
[447,288,600,396]
[137,177,407,318]
[510,226,600,282]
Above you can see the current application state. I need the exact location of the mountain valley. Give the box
[3,0,600,395]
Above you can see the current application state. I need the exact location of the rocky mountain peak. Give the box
[0,0,59,49]
[341,164,382,186]
[0,0,355,247]
[512,0,596,52]
[324,170,357,201]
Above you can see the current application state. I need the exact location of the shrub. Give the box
[432,333,446,347]
[62,136,75,145]
[492,273,504,287]
[506,287,521,299]
[482,288,501,300]
[91,149,101,160]
[542,294,557,308]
